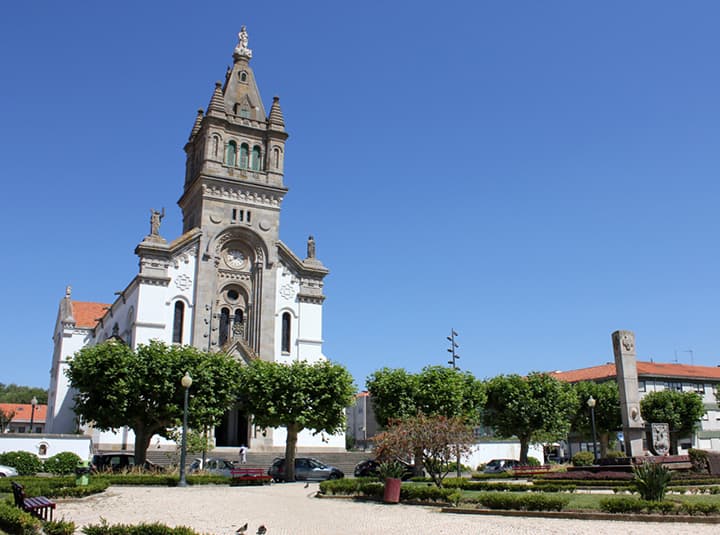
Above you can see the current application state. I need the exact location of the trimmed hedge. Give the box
[318,479,457,503]
[0,451,43,476]
[0,501,42,535]
[43,519,76,535]
[83,521,201,534]
[0,476,108,498]
[572,451,595,467]
[469,491,570,511]
[43,452,82,475]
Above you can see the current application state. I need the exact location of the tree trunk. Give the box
[599,432,610,458]
[132,425,154,466]
[519,436,529,464]
[285,423,299,482]
[413,445,425,477]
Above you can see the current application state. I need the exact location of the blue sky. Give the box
[2,1,720,390]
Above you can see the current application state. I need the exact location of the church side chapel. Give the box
[46,28,343,452]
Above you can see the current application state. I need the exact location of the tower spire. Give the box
[268,96,285,131]
[206,81,225,117]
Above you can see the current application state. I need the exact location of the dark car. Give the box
[353,459,416,480]
[268,457,343,482]
[91,453,160,473]
[482,458,521,474]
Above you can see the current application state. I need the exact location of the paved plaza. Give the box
[55,483,720,535]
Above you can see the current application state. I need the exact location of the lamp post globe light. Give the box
[29,396,38,433]
[178,372,193,487]
[587,396,599,462]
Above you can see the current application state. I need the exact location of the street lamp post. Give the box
[587,396,599,462]
[29,397,38,433]
[178,372,193,487]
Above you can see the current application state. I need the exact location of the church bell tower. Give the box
[178,27,290,361]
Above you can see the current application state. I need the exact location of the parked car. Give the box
[353,459,416,480]
[189,457,235,476]
[91,453,161,473]
[268,457,343,482]
[483,458,521,474]
[0,464,19,477]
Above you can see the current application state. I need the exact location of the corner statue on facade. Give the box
[150,208,165,236]
[307,235,316,259]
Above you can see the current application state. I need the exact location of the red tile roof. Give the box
[551,361,720,383]
[0,403,47,423]
[72,301,110,328]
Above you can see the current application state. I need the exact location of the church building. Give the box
[46,28,343,452]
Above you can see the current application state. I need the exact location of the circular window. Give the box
[227,289,239,301]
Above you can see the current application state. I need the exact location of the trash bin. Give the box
[75,459,90,486]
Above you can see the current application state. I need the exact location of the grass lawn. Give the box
[458,490,720,512]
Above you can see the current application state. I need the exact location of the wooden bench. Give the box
[511,465,552,477]
[230,467,272,484]
[11,482,56,521]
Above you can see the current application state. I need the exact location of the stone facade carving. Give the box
[234,26,252,59]
[174,274,192,290]
[651,423,670,456]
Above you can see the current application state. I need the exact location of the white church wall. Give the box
[296,301,324,363]
[134,284,171,345]
[272,426,345,451]
[48,328,94,433]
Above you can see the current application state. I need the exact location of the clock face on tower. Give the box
[225,249,246,269]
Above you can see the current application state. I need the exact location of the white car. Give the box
[0,464,19,477]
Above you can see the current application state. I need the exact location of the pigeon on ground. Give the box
[304,482,309,488]
[236,523,248,534]
[256,526,267,535]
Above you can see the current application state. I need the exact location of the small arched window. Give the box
[251,146,261,171]
[219,307,230,346]
[273,147,281,168]
[281,312,291,353]
[226,141,237,166]
[212,136,220,158]
[172,302,184,344]
[239,143,249,168]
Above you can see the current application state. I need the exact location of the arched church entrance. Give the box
[215,409,249,447]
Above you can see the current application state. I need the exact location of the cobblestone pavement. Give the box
[56,483,720,535]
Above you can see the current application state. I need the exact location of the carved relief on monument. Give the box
[621,333,635,353]
[279,283,295,300]
[651,423,670,456]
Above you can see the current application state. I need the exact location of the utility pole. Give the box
[447,329,460,370]
[446,329,462,477]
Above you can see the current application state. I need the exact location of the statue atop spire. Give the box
[233,26,253,60]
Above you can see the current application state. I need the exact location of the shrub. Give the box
[82,520,201,534]
[688,449,710,474]
[680,502,720,516]
[319,478,366,495]
[44,452,82,475]
[43,519,77,535]
[604,450,626,459]
[0,451,43,476]
[475,492,569,511]
[599,496,652,514]
[633,461,672,501]
[571,451,595,467]
[400,485,455,502]
[0,501,42,535]
[525,457,541,467]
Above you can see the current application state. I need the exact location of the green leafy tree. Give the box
[236,359,355,481]
[373,414,475,487]
[0,383,47,404]
[640,389,705,454]
[570,381,622,457]
[483,372,577,463]
[367,366,485,425]
[67,340,243,465]
[367,366,485,475]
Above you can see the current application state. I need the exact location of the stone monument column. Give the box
[612,330,645,457]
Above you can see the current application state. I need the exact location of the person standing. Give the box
[238,445,248,464]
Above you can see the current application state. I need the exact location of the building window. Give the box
[212,135,220,158]
[239,71,248,82]
[239,143,249,168]
[251,146,261,171]
[273,147,280,168]
[668,381,683,392]
[219,307,230,346]
[226,141,237,166]
[172,302,184,344]
[281,312,291,353]
[638,380,646,393]
[694,383,706,395]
